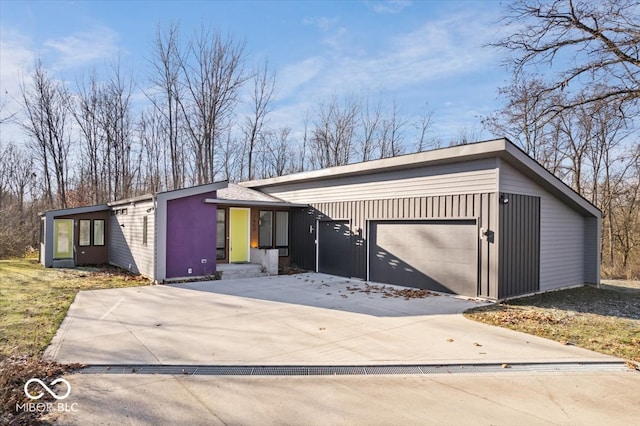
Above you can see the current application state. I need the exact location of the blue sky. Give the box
[0,0,510,145]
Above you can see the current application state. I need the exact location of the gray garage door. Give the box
[369,220,478,296]
[318,220,351,277]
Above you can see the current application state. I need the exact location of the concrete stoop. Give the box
[217,263,268,280]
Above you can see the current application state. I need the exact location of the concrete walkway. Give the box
[46,372,640,426]
[46,273,616,365]
[43,273,639,425]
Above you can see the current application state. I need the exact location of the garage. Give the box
[368,220,478,297]
[317,220,351,277]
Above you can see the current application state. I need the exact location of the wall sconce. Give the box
[120,224,125,228]
[500,194,509,205]
[309,225,314,234]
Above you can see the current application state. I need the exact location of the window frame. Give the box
[275,211,289,257]
[216,208,227,260]
[93,219,105,246]
[258,210,273,249]
[79,219,91,247]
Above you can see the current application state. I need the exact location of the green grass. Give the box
[464,285,640,362]
[0,259,148,358]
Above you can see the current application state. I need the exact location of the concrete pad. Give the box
[46,372,640,425]
[46,273,617,365]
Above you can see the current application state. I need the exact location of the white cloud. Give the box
[0,28,35,139]
[369,0,413,14]
[268,9,503,144]
[43,25,121,71]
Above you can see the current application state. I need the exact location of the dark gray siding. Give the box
[584,216,600,284]
[291,193,498,298]
[498,193,540,299]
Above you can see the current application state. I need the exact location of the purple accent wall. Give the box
[166,191,217,278]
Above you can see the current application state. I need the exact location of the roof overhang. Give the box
[40,204,110,218]
[205,199,308,208]
[242,138,601,218]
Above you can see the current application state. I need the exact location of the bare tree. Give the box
[310,96,359,168]
[148,23,185,190]
[19,62,71,209]
[261,126,292,178]
[243,60,276,180]
[99,61,138,200]
[179,26,248,184]
[414,103,436,152]
[358,95,382,162]
[493,0,640,117]
[74,70,104,203]
[0,142,36,257]
[378,99,406,158]
[137,108,166,193]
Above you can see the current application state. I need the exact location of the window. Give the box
[257,210,289,257]
[259,210,273,248]
[93,220,105,246]
[216,209,226,259]
[79,220,91,246]
[275,211,289,256]
[142,216,148,247]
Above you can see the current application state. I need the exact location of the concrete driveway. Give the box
[46,272,616,365]
[42,273,640,425]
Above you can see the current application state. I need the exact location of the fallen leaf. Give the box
[501,363,511,369]
[473,342,482,347]
[446,338,454,343]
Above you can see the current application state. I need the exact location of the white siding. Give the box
[262,158,498,203]
[108,199,155,279]
[500,161,585,290]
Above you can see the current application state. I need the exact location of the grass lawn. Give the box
[464,284,640,362]
[0,258,149,358]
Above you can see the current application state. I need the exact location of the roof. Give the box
[40,204,110,218]
[109,181,229,206]
[207,183,307,208]
[242,138,600,218]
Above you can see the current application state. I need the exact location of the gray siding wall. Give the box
[261,158,498,203]
[108,199,155,278]
[499,161,586,291]
[291,193,499,298]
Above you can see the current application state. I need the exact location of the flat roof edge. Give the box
[243,138,508,188]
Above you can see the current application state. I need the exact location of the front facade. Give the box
[244,138,601,300]
[41,138,600,300]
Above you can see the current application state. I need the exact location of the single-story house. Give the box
[40,181,305,282]
[40,138,601,299]
[242,138,601,300]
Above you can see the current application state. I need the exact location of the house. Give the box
[41,183,227,282]
[39,181,304,282]
[40,138,601,300]
[243,138,601,300]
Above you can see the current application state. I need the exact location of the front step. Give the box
[217,263,268,280]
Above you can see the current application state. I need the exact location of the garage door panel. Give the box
[369,220,478,296]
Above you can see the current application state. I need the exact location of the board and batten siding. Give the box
[499,160,587,291]
[260,158,498,204]
[291,193,499,298]
[108,199,155,279]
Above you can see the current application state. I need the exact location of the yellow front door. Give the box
[229,208,249,262]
